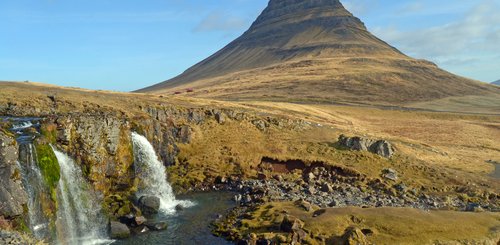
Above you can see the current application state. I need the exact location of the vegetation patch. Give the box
[35,143,60,199]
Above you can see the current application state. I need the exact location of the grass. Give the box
[34,143,60,201]
[238,202,500,244]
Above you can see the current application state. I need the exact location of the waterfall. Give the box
[131,132,194,214]
[52,148,112,245]
[18,143,52,240]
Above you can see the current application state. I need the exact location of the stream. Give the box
[113,192,234,245]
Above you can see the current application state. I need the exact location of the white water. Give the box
[131,132,194,214]
[18,143,51,240]
[52,148,113,245]
[11,121,34,130]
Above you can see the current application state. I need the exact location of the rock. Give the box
[295,199,313,212]
[280,215,304,232]
[292,228,308,243]
[0,132,28,218]
[382,169,398,181]
[110,221,131,239]
[321,183,334,193]
[313,209,326,217]
[338,134,394,158]
[145,221,168,231]
[215,112,226,124]
[340,226,369,245]
[371,140,394,158]
[135,216,147,226]
[138,196,161,215]
[465,203,484,212]
[175,204,184,211]
[234,194,242,204]
[178,125,192,144]
[273,175,284,182]
[215,176,228,184]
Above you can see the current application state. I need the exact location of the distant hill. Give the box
[492,80,500,86]
[139,0,500,105]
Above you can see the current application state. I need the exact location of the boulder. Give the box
[138,196,161,215]
[338,135,394,158]
[382,169,398,181]
[145,221,168,231]
[295,199,313,212]
[110,221,130,239]
[340,227,369,245]
[215,112,226,124]
[280,215,304,232]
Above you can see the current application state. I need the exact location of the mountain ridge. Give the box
[138,0,500,105]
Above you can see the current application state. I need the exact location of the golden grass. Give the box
[241,202,500,244]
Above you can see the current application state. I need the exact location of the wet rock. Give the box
[138,196,161,215]
[110,221,131,239]
[135,216,147,226]
[0,132,28,218]
[175,204,184,211]
[144,221,168,231]
[280,215,304,232]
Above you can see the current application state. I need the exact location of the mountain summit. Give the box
[139,0,499,105]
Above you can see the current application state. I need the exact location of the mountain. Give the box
[492,80,500,86]
[139,0,500,105]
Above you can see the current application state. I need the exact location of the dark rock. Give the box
[110,221,131,239]
[138,196,161,215]
[321,183,334,193]
[313,209,326,217]
[144,221,168,231]
[280,215,304,232]
[175,204,184,211]
[215,176,228,184]
[135,216,147,226]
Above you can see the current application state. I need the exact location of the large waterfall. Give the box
[131,132,194,214]
[52,148,111,245]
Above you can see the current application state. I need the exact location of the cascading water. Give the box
[131,132,194,214]
[52,148,112,245]
[8,118,52,240]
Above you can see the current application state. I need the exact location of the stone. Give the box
[135,216,147,226]
[145,221,168,231]
[338,134,394,158]
[110,221,131,239]
[138,196,161,215]
[0,132,28,218]
[321,183,334,193]
[341,226,369,245]
[313,209,326,217]
[175,204,184,211]
[382,169,398,181]
[280,215,304,232]
[215,176,228,184]
[295,199,313,211]
[215,112,226,124]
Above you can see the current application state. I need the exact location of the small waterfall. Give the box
[52,148,112,245]
[131,132,194,214]
[18,143,52,239]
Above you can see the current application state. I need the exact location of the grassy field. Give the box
[237,202,500,244]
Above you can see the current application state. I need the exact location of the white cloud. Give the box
[193,11,248,33]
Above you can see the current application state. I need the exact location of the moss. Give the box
[35,143,60,196]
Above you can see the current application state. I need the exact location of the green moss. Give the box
[35,143,60,197]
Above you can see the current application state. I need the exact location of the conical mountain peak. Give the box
[138,0,498,105]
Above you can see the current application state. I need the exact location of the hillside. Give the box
[138,0,500,106]
[493,80,500,86]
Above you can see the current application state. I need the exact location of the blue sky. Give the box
[1,0,499,91]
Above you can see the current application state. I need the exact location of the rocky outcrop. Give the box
[340,227,369,245]
[0,132,28,218]
[0,230,45,245]
[338,135,394,158]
